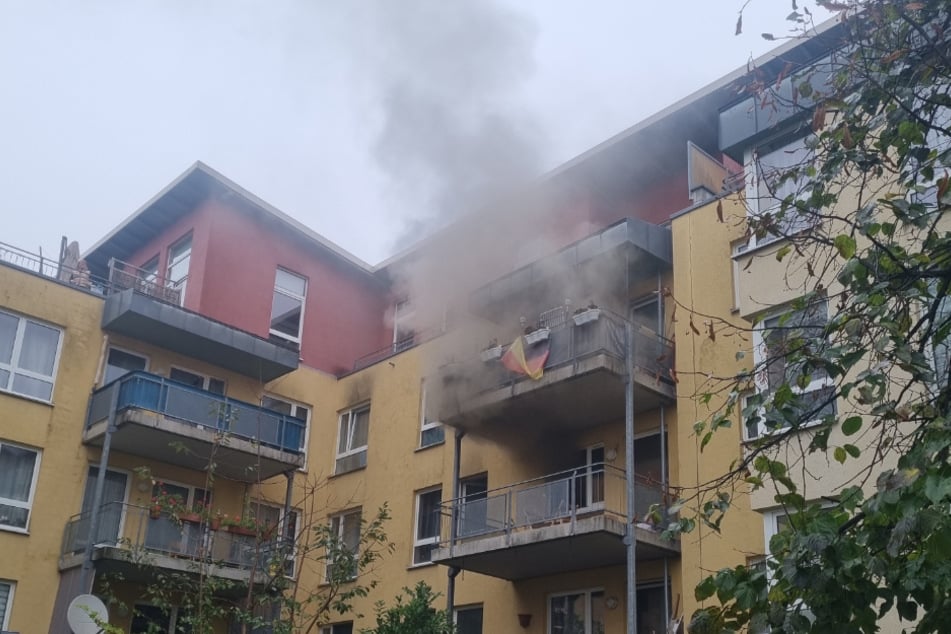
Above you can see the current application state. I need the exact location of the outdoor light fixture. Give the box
[518,613,532,628]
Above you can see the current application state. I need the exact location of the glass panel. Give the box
[591,591,606,634]
[11,374,53,400]
[263,396,293,416]
[338,414,351,454]
[271,292,303,338]
[550,593,586,634]
[636,586,665,634]
[0,504,28,529]
[351,408,369,449]
[342,511,361,551]
[207,378,226,395]
[81,467,128,545]
[131,604,171,634]
[146,483,189,553]
[456,607,483,634]
[104,349,147,384]
[0,369,8,389]
[0,582,10,626]
[19,321,59,375]
[167,236,192,283]
[170,368,204,389]
[275,269,306,296]
[417,490,440,540]
[0,444,37,503]
[0,312,17,364]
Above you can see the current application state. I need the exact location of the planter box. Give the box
[179,512,202,524]
[572,308,601,326]
[480,346,503,362]
[225,525,258,537]
[524,328,550,345]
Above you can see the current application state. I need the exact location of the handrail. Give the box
[87,371,306,454]
[0,241,111,294]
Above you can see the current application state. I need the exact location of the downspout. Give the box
[446,428,465,614]
[657,270,671,626]
[625,320,638,634]
[282,470,295,543]
[79,383,121,594]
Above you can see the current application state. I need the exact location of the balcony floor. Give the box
[84,408,303,481]
[433,515,679,580]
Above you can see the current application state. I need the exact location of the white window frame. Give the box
[101,345,149,386]
[0,579,15,630]
[419,380,444,448]
[336,405,370,460]
[453,604,483,634]
[327,508,362,581]
[547,587,605,634]
[262,394,311,466]
[168,365,225,394]
[0,441,42,534]
[166,234,192,306]
[320,623,354,634]
[251,501,300,578]
[270,268,307,344]
[744,132,817,250]
[0,309,64,403]
[412,487,442,566]
[748,299,834,439]
[392,299,415,351]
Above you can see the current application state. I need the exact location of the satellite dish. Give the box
[66,594,108,634]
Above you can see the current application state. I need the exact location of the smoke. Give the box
[364,1,546,244]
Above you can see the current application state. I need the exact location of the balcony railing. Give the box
[87,371,306,454]
[61,501,287,573]
[107,258,183,305]
[437,464,671,549]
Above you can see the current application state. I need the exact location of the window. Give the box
[270,269,307,344]
[0,580,14,630]
[103,347,148,385]
[749,299,835,438]
[419,380,444,448]
[0,442,41,531]
[748,134,817,247]
[140,255,159,285]
[454,605,483,634]
[413,487,442,565]
[251,503,300,576]
[0,309,63,402]
[457,475,488,538]
[166,235,192,306]
[131,604,191,633]
[549,589,604,634]
[392,299,415,352]
[327,509,361,581]
[320,624,353,634]
[169,367,225,395]
[146,481,210,556]
[335,405,369,474]
[262,395,311,456]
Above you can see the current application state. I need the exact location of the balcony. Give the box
[435,311,675,433]
[432,465,678,580]
[84,372,305,481]
[59,502,287,587]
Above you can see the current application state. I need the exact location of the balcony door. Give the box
[572,445,605,511]
[457,475,488,537]
[631,296,662,334]
[79,467,128,547]
[146,482,209,556]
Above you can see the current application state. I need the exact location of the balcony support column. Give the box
[625,320,638,634]
[282,470,295,544]
[447,428,465,615]
[79,382,121,594]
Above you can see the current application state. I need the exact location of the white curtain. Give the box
[0,444,36,503]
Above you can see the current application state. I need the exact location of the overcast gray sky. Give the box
[0,1,827,265]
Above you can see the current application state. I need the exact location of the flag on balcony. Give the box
[501,335,549,380]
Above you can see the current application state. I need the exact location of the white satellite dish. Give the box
[66,594,108,634]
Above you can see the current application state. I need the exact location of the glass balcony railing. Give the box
[87,371,305,454]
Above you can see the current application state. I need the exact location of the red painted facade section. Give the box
[124,195,391,375]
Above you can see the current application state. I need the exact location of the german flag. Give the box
[501,335,549,380]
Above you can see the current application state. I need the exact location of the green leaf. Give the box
[834,234,857,259]
[844,443,861,458]
[776,245,792,261]
[695,576,717,601]
[834,446,847,463]
[842,416,863,436]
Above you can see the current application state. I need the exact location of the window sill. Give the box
[0,525,30,536]
[408,561,437,570]
[330,465,367,479]
[415,440,445,453]
[0,388,54,407]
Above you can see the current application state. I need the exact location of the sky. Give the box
[0,1,830,266]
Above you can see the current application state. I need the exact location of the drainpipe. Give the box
[625,321,638,634]
[656,270,671,627]
[79,382,121,594]
[446,428,465,614]
[282,470,295,543]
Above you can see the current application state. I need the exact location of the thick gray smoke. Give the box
[365,1,546,244]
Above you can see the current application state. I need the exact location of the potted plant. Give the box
[480,338,502,361]
[523,323,550,345]
[572,302,601,326]
[149,486,185,520]
[221,515,260,537]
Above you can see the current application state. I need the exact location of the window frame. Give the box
[412,486,442,566]
[0,309,64,403]
[251,501,301,578]
[453,604,483,634]
[168,365,226,394]
[748,299,835,439]
[392,299,416,352]
[327,508,362,581]
[547,587,605,634]
[320,623,354,634]
[335,405,370,462]
[0,579,14,630]
[130,602,190,634]
[419,380,444,449]
[165,233,193,306]
[269,268,308,345]
[0,441,42,534]
[101,346,149,387]
[262,394,311,466]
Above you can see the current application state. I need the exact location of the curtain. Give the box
[17,321,59,375]
[0,582,10,626]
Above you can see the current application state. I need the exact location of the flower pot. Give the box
[227,525,257,537]
[524,328,550,345]
[480,345,503,362]
[209,517,221,531]
[179,512,202,523]
[572,308,601,326]
[149,506,162,520]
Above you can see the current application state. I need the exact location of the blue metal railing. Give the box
[87,372,305,453]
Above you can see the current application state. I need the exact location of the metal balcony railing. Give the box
[87,371,306,454]
[61,501,288,572]
[106,257,183,306]
[436,464,672,549]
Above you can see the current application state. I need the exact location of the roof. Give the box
[84,161,375,280]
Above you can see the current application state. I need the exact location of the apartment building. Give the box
[0,21,877,634]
